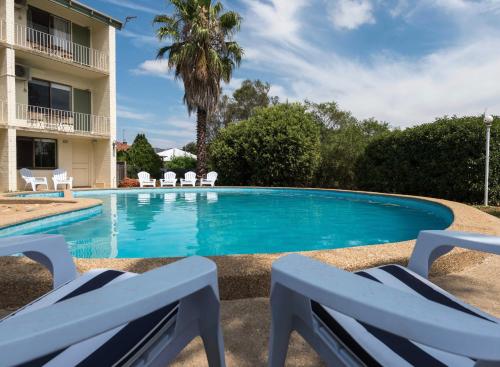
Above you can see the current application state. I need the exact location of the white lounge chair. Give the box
[201,172,218,187]
[180,171,197,187]
[160,171,177,187]
[0,235,225,367]
[52,169,73,190]
[19,168,48,191]
[138,171,156,188]
[268,230,500,367]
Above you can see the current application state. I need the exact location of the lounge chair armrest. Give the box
[271,254,500,361]
[0,256,219,365]
[0,235,78,288]
[408,230,500,278]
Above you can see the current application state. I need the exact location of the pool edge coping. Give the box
[1,187,500,300]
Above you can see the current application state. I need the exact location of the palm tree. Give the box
[154,0,243,177]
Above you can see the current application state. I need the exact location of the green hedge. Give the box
[210,104,321,186]
[355,116,500,204]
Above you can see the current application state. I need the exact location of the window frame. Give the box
[16,137,58,170]
[28,78,73,112]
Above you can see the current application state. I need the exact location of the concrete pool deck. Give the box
[0,188,499,305]
[0,188,499,365]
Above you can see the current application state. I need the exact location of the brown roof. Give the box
[116,142,130,152]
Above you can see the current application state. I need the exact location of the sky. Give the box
[85,0,500,149]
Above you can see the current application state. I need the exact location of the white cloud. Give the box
[131,59,174,79]
[99,0,159,15]
[117,106,154,121]
[119,30,159,47]
[328,0,375,30]
[243,34,500,126]
[241,0,310,47]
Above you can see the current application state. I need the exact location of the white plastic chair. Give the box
[0,235,226,367]
[138,171,156,188]
[19,168,48,191]
[160,171,177,187]
[180,171,197,187]
[268,230,500,367]
[52,169,73,190]
[201,172,218,187]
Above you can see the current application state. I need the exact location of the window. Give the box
[17,137,57,169]
[28,6,71,41]
[28,79,72,112]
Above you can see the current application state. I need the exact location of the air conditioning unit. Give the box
[14,0,27,9]
[15,64,31,80]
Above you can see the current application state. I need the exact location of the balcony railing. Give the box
[16,103,110,136]
[11,22,109,72]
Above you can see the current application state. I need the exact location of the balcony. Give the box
[0,20,109,73]
[15,103,110,137]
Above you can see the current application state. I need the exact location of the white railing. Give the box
[13,22,109,72]
[16,103,110,136]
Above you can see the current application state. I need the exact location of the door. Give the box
[72,23,91,66]
[72,140,91,187]
[73,88,91,132]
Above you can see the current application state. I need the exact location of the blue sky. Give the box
[85,0,500,149]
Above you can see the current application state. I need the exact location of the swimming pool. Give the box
[1,188,453,258]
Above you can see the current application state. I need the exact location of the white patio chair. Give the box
[201,172,218,187]
[138,171,156,188]
[180,171,197,187]
[19,168,48,191]
[52,169,73,190]
[160,171,177,187]
[0,235,225,367]
[268,230,500,367]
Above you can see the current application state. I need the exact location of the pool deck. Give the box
[0,188,499,365]
[0,187,499,305]
[0,190,101,229]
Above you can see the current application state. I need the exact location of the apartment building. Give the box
[0,0,121,191]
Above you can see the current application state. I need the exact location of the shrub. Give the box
[355,116,500,204]
[126,134,163,178]
[119,178,140,188]
[210,103,321,186]
[165,156,197,177]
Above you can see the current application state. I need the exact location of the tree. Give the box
[356,115,500,204]
[306,101,391,188]
[182,142,197,155]
[210,104,321,186]
[207,79,278,141]
[228,79,279,122]
[154,0,243,177]
[126,134,163,178]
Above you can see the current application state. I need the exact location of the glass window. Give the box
[28,7,50,34]
[28,79,72,112]
[17,138,34,168]
[28,79,50,109]
[51,83,72,111]
[16,137,57,169]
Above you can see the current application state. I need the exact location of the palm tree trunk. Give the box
[196,108,208,178]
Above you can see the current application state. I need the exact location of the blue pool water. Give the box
[1,188,453,258]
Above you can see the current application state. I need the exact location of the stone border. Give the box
[1,188,499,300]
[0,190,102,229]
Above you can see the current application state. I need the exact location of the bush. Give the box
[118,178,140,187]
[165,156,197,177]
[355,116,500,204]
[210,103,321,186]
[126,134,163,178]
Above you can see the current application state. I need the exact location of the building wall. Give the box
[0,0,118,191]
